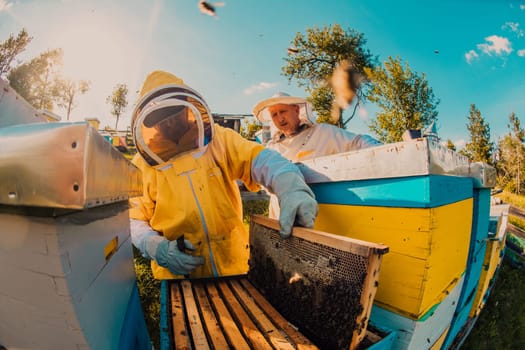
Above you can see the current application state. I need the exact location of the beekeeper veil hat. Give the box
[131,70,214,166]
[252,92,316,137]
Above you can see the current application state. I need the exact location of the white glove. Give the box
[145,235,205,276]
[251,149,318,238]
[272,172,318,238]
[130,219,204,275]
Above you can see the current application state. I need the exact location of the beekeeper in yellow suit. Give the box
[129,71,318,279]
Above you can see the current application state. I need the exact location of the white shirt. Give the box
[266,123,381,218]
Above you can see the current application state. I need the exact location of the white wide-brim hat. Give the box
[252,92,316,125]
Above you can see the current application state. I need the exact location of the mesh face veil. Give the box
[132,84,214,166]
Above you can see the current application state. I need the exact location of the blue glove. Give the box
[272,172,318,238]
[145,235,205,275]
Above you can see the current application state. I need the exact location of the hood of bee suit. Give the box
[252,92,316,139]
[132,70,214,167]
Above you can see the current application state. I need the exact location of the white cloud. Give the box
[465,50,479,64]
[477,35,513,55]
[502,22,524,38]
[518,49,525,57]
[0,0,12,12]
[243,82,277,95]
[521,4,525,10]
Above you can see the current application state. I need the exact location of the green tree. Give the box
[106,83,128,130]
[446,139,456,151]
[462,104,493,164]
[366,56,440,143]
[308,85,335,124]
[240,118,262,140]
[496,112,525,194]
[282,24,377,127]
[7,48,63,110]
[0,29,32,78]
[56,79,90,120]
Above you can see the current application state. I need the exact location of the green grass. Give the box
[133,248,160,349]
[496,191,525,208]
[461,261,525,349]
[496,190,525,230]
[460,191,525,349]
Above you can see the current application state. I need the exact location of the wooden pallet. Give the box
[168,276,318,350]
[165,216,389,349]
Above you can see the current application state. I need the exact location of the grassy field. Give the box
[135,194,525,349]
[461,260,525,349]
[461,191,525,349]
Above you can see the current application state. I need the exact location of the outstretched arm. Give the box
[251,148,318,237]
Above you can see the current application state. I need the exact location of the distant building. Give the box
[212,113,252,133]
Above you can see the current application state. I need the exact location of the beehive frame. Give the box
[248,215,389,349]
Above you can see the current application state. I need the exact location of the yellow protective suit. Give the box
[130,124,264,279]
[130,71,318,280]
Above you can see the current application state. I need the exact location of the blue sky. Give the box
[1,0,524,148]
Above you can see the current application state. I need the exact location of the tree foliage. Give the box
[282,24,377,127]
[7,48,63,111]
[106,83,128,130]
[240,118,262,140]
[366,56,439,143]
[462,104,493,164]
[496,112,525,194]
[55,79,90,120]
[307,85,337,125]
[0,29,32,78]
[446,139,456,151]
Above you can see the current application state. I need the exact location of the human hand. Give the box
[146,236,205,275]
[273,172,318,238]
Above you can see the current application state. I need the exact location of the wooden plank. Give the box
[350,252,383,350]
[216,281,273,350]
[170,283,190,350]
[508,223,525,239]
[229,280,295,350]
[206,283,251,350]
[510,205,525,221]
[180,280,210,350]
[239,279,318,350]
[251,215,388,257]
[194,283,230,349]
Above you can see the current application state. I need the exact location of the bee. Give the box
[330,59,365,123]
[289,272,303,284]
[198,1,225,18]
[287,47,299,55]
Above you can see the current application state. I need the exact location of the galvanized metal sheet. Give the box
[297,138,496,188]
[0,78,48,127]
[0,121,142,209]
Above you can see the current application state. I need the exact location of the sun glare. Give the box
[49,12,136,82]
[37,5,147,122]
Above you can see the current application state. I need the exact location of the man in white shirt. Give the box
[252,92,381,218]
